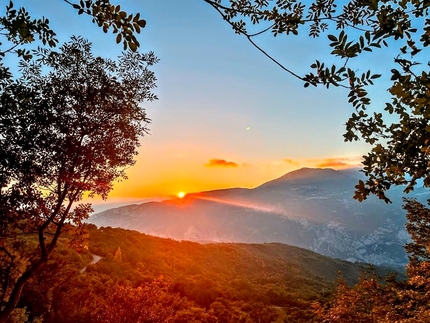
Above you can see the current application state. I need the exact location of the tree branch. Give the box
[204,0,306,81]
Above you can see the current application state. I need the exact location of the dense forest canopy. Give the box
[16,225,398,323]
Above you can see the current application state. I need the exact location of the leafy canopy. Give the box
[0,0,146,62]
[0,1,153,321]
[0,36,157,321]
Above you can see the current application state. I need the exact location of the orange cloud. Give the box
[205,159,239,168]
[316,157,359,169]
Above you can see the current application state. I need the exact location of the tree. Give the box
[314,200,430,322]
[203,0,429,203]
[203,2,429,321]
[399,199,430,321]
[0,1,153,320]
[91,280,178,323]
[64,0,147,52]
[0,36,157,322]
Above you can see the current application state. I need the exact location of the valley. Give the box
[90,167,426,266]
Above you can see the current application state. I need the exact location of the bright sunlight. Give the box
[177,191,186,198]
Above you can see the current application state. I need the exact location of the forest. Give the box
[13,224,398,323]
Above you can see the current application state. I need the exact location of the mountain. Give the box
[90,167,427,265]
[259,167,353,187]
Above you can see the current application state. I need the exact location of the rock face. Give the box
[89,168,427,265]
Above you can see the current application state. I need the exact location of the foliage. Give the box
[0,37,157,321]
[204,4,430,318]
[313,271,391,322]
[15,225,398,323]
[314,200,430,322]
[200,3,430,321]
[0,0,145,63]
[64,0,147,52]
[204,0,429,203]
[0,1,57,62]
[0,2,153,319]
[90,280,179,323]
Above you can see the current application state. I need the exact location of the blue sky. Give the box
[8,0,392,202]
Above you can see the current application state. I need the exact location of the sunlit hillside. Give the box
[17,225,403,323]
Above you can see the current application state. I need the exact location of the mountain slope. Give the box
[90,167,426,265]
[258,167,355,188]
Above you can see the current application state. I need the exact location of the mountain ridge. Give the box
[90,167,424,265]
[258,167,355,187]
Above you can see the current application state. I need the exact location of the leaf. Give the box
[129,41,137,52]
[137,19,146,28]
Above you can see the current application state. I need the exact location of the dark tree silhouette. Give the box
[0,36,157,322]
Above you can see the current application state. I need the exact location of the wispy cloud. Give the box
[315,157,360,169]
[205,159,239,168]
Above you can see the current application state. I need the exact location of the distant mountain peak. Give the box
[283,167,338,178]
[258,167,354,188]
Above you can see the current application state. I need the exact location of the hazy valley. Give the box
[90,167,427,266]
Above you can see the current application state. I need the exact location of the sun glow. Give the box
[177,191,186,198]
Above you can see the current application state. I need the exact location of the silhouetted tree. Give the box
[0,36,157,322]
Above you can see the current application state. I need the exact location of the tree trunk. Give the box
[0,260,45,323]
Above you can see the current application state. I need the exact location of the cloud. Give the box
[315,157,360,169]
[205,159,239,168]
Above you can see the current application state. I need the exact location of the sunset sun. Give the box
[177,191,186,198]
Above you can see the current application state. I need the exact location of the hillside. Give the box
[18,226,403,323]
[90,168,427,265]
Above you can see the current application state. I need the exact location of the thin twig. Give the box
[248,23,276,37]
[205,0,306,81]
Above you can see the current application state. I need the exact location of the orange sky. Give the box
[22,0,381,208]
[104,147,362,200]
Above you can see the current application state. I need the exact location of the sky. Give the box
[8,1,394,207]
